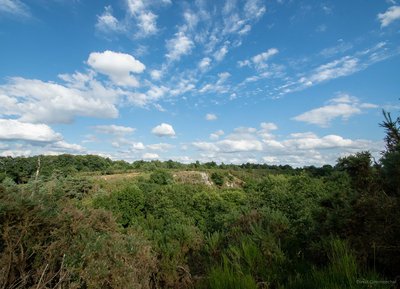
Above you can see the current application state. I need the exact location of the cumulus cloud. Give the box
[50,141,85,153]
[205,113,217,121]
[0,119,86,157]
[87,50,145,87]
[0,75,121,124]
[218,139,263,152]
[282,132,364,150]
[192,141,219,152]
[188,122,381,166]
[93,124,135,135]
[166,32,194,61]
[142,152,159,160]
[210,130,224,140]
[378,6,400,27]
[258,122,278,141]
[132,142,146,150]
[151,123,176,137]
[293,94,378,127]
[0,119,61,142]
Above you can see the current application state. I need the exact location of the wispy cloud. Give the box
[277,42,399,96]
[0,0,30,18]
[378,6,400,27]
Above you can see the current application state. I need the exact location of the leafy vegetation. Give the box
[0,110,399,288]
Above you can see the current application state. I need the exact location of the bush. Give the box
[211,172,225,186]
[149,170,174,185]
[0,184,156,289]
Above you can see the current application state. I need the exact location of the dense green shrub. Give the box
[211,172,225,186]
[0,184,156,289]
[149,170,174,185]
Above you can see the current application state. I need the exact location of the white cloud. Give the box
[0,0,30,18]
[282,133,372,151]
[316,24,327,33]
[244,0,266,20]
[258,122,278,141]
[293,94,378,127]
[252,48,279,65]
[279,42,399,96]
[147,143,174,151]
[238,60,251,67]
[0,149,32,157]
[218,139,263,152]
[126,0,145,14]
[50,141,85,153]
[199,72,231,94]
[126,0,159,37]
[260,122,278,131]
[306,56,359,84]
[378,6,400,27]
[132,142,146,150]
[199,57,212,71]
[127,85,168,107]
[205,113,217,121]
[0,76,121,124]
[150,69,163,80]
[0,119,86,157]
[96,6,123,34]
[93,124,135,135]
[137,11,158,35]
[87,50,145,87]
[183,9,200,30]
[239,24,251,35]
[210,130,224,140]
[186,122,382,166]
[192,141,219,152]
[166,32,194,61]
[214,45,229,61]
[0,119,61,142]
[320,42,353,58]
[169,80,195,96]
[151,123,176,137]
[142,152,159,160]
[238,48,278,70]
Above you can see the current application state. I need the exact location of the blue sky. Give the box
[0,0,399,166]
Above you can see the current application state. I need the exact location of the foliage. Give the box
[211,171,225,186]
[0,184,156,289]
[0,110,399,288]
[149,170,174,185]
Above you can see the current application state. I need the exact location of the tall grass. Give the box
[284,238,391,289]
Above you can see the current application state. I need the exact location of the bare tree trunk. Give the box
[35,157,41,182]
